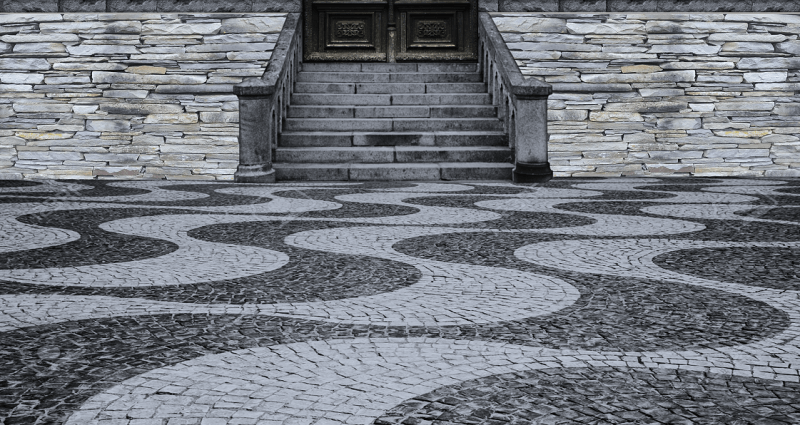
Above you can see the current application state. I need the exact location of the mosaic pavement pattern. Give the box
[1,177,799,425]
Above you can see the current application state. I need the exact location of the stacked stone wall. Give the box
[0,13,284,180]
[495,13,800,177]
[1,0,797,13]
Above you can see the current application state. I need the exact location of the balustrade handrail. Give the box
[478,12,552,98]
[235,13,301,97]
[478,12,553,183]
[233,13,302,183]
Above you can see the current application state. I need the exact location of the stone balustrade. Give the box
[479,12,554,183]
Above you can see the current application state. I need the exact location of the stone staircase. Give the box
[273,62,513,181]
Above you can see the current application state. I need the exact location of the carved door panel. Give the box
[395,0,477,61]
[304,0,388,62]
[304,0,477,62]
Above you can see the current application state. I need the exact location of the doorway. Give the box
[303,0,478,62]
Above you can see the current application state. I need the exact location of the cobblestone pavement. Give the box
[1,177,799,425]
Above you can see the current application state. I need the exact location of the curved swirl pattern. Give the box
[0,177,798,424]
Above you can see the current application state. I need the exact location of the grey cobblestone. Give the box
[0,177,799,424]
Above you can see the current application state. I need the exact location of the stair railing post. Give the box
[478,12,553,183]
[233,13,302,183]
[234,90,276,183]
[512,93,550,183]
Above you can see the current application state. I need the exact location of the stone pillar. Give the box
[512,94,552,183]
[234,94,276,183]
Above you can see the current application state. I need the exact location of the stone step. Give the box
[275,146,513,163]
[287,105,497,119]
[274,162,513,181]
[294,83,356,94]
[291,93,491,105]
[296,72,482,83]
[283,118,504,132]
[300,62,479,73]
[279,131,508,147]
[294,82,487,94]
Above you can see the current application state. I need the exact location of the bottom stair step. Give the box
[276,146,513,163]
[274,162,514,181]
[280,131,508,147]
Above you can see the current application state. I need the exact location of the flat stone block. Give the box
[294,83,355,94]
[356,83,426,94]
[441,162,513,180]
[276,147,394,163]
[435,132,508,147]
[199,112,238,123]
[353,133,435,146]
[498,0,559,11]
[393,118,504,132]
[391,94,491,105]
[349,163,440,181]
[354,106,430,118]
[560,0,606,11]
[288,106,354,118]
[361,63,417,73]
[0,58,51,71]
[425,83,487,93]
[390,73,482,83]
[284,118,393,132]
[395,147,512,163]
[254,0,300,12]
[293,94,391,106]
[492,16,566,32]
[1,0,58,11]
[274,163,348,181]
[107,0,157,11]
[301,63,361,72]
[221,16,285,33]
[40,21,142,34]
[297,72,390,83]
[60,0,107,11]
[430,106,496,118]
[417,63,479,72]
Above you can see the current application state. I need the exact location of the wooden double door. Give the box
[303,0,478,62]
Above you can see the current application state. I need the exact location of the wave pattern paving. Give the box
[0,177,798,424]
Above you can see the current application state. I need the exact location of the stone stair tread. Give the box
[299,71,479,75]
[301,62,479,73]
[289,105,495,109]
[296,72,482,83]
[284,118,504,132]
[277,146,510,151]
[280,131,507,135]
[294,82,487,94]
[278,61,509,181]
[273,162,513,181]
[279,131,509,147]
[394,146,510,151]
[274,162,513,168]
[292,93,491,105]
[285,117,501,121]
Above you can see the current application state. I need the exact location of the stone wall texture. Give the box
[0,13,285,180]
[495,13,800,177]
[1,0,797,13]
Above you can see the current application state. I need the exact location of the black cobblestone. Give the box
[376,368,800,425]
[1,178,798,424]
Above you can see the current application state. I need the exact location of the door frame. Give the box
[303,0,478,62]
